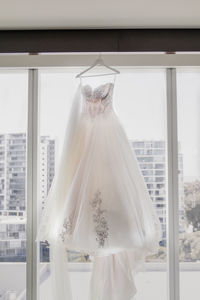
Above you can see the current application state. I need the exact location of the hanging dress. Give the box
[36,80,162,300]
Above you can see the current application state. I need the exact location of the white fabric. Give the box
[36,80,162,300]
[90,251,136,300]
[50,238,73,300]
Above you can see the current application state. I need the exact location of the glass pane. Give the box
[0,70,28,299]
[38,68,167,300]
[177,69,200,300]
[38,70,83,264]
[114,69,167,300]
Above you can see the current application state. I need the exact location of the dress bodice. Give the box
[81,82,114,118]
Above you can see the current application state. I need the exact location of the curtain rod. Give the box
[0,29,200,53]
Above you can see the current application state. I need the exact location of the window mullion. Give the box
[27,69,39,300]
[166,68,180,300]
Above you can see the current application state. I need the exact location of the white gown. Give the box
[37,80,162,300]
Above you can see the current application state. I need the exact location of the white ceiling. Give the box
[0,0,200,29]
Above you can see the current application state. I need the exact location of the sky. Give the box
[0,68,200,180]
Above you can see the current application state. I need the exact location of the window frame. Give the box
[1,53,200,300]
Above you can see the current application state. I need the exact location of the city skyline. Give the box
[0,132,186,262]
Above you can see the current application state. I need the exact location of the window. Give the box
[38,68,167,300]
[0,70,28,298]
[0,56,200,300]
[177,70,200,300]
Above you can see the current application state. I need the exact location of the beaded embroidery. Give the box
[90,189,109,247]
[60,214,73,242]
[81,83,113,118]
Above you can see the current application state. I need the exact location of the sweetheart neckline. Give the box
[81,82,114,93]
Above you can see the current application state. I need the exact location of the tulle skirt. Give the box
[57,110,161,257]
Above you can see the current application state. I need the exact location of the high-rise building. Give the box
[0,134,5,212]
[39,136,55,214]
[131,140,184,247]
[0,133,55,262]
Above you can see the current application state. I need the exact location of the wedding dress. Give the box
[36,79,162,300]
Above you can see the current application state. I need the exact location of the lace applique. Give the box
[93,83,111,101]
[82,82,113,102]
[90,189,109,247]
[81,83,114,118]
[60,213,73,242]
[82,85,93,101]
